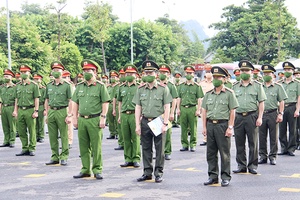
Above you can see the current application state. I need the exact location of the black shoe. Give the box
[190,147,196,152]
[297,145,300,150]
[39,138,45,143]
[0,143,10,147]
[61,160,67,166]
[133,162,140,168]
[248,169,258,174]
[155,176,163,183]
[16,151,30,156]
[69,144,72,149]
[288,152,295,156]
[270,159,276,165]
[120,162,133,167]
[165,154,171,160]
[16,133,19,137]
[180,147,189,151]
[45,160,59,165]
[9,144,15,148]
[258,158,267,164]
[94,173,103,180]
[137,175,152,182]
[73,173,91,178]
[199,142,207,146]
[106,135,115,139]
[277,152,288,155]
[221,180,230,187]
[233,168,247,173]
[114,146,124,150]
[172,124,180,128]
[29,151,35,156]
[204,178,218,185]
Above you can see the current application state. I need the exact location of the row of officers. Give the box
[0,59,299,187]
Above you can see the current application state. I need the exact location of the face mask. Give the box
[175,78,180,83]
[144,75,156,83]
[4,78,10,83]
[84,72,93,81]
[78,78,83,82]
[159,74,167,81]
[296,78,300,81]
[141,76,147,82]
[186,74,193,80]
[21,74,28,80]
[119,77,126,83]
[284,72,292,78]
[236,76,241,81]
[240,73,250,81]
[110,79,116,84]
[253,74,258,79]
[212,79,223,87]
[263,75,272,82]
[125,75,135,82]
[52,71,61,78]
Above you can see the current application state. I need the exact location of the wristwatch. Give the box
[34,110,39,112]
[228,125,233,130]
[278,112,283,115]
[163,123,168,126]
[67,114,73,117]
[101,114,106,118]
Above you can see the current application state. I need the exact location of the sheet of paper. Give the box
[147,116,172,136]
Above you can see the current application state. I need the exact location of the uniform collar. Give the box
[185,81,194,86]
[22,79,31,85]
[84,79,97,86]
[145,81,158,89]
[211,86,226,94]
[126,81,136,87]
[263,82,274,87]
[239,80,253,87]
[52,79,64,85]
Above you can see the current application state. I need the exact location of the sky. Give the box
[1,0,300,37]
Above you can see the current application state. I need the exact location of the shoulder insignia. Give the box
[224,87,234,93]
[158,83,166,88]
[96,80,104,85]
[253,80,262,85]
[194,82,200,86]
[47,81,54,85]
[233,81,240,86]
[168,81,174,85]
[76,81,84,86]
[63,80,71,85]
[276,79,283,83]
[207,89,214,93]
[138,83,146,88]
[294,79,300,83]
[30,80,38,85]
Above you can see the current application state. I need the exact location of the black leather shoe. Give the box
[133,162,140,168]
[190,147,196,152]
[288,152,295,156]
[73,173,91,178]
[204,178,218,185]
[165,154,171,160]
[137,175,152,182]
[120,162,133,167]
[29,151,35,156]
[94,173,103,180]
[155,176,163,183]
[106,135,115,139]
[45,160,59,165]
[114,146,124,150]
[233,168,247,173]
[0,143,9,147]
[258,158,267,164]
[16,151,30,156]
[180,147,189,151]
[248,169,258,174]
[277,152,288,155]
[61,160,67,166]
[270,159,276,165]
[221,179,230,187]
[16,133,19,137]
[297,145,300,150]
[39,138,45,143]
[199,142,207,146]
[9,144,15,148]
[69,144,72,149]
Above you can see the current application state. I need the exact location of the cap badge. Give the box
[214,69,218,72]
[84,61,88,65]
[146,62,151,67]
[242,62,247,66]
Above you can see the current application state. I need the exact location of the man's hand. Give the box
[99,118,106,129]
[32,111,38,118]
[135,125,141,136]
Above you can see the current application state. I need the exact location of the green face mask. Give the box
[141,76,147,82]
[144,75,156,83]
[4,78,10,83]
[125,75,135,82]
[284,72,292,78]
[159,74,167,81]
[110,79,116,84]
[52,71,61,79]
[186,74,193,80]
[296,78,300,81]
[240,73,250,81]
[263,75,272,82]
[21,74,28,80]
[253,74,258,79]
[175,78,180,83]
[119,77,126,83]
[212,79,223,87]
[136,79,141,83]
[236,76,241,81]
[84,72,93,81]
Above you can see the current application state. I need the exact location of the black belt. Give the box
[143,116,156,122]
[18,105,34,110]
[207,119,228,124]
[182,105,196,108]
[285,103,296,107]
[123,110,135,114]
[263,109,277,114]
[50,106,67,110]
[237,110,257,116]
[3,103,14,107]
[79,113,101,119]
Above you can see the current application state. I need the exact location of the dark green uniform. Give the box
[202,87,238,181]
[36,85,46,141]
[72,80,110,175]
[132,82,172,178]
[173,82,181,126]
[114,84,123,148]
[224,81,233,89]
[178,82,204,149]
[107,83,118,138]
[232,80,266,171]
[0,83,17,146]
[45,80,72,162]
[117,82,140,163]
[16,80,40,153]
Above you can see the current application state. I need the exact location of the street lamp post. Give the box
[130,0,133,64]
[6,0,12,69]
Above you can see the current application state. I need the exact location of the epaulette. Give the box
[194,82,200,86]
[47,81,54,85]
[138,83,146,88]
[119,82,126,87]
[158,83,166,88]
[63,80,71,85]
[16,81,21,85]
[207,89,214,93]
[253,80,262,85]
[76,81,84,86]
[96,80,104,85]
[224,87,234,93]
[276,79,283,83]
[167,81,175,85]
[233,81,240,86]
[294,79,300,83]
[30,80,38,85]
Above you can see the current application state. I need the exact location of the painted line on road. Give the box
[279,188,300,192]
[7,162,31,166]
[280,174,300,178]
[233,173,261,176]
[100,193,125,198]
[24,174,46,178]
[173,168,202,172]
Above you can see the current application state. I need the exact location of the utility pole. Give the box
[6,0,12,69]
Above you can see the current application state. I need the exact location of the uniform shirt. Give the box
[107,84,117,103]
[279,79,300,104]
[16,80,40,107]
[72,80,110,116]
[0,84,16,105]
[166,81,179,99]
[117,82,138,112]
[202,86,239,120]
[199,80,214,94]
[44,80,72,107]
[233,80,266,113]
[132,81,173,118]
[38,85,46,105]
[178,82,204,106]
[262,82,287,110]
[224,81,233,89]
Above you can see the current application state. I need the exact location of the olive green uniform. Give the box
[0,83,17,145]
[107,84,118,138]
[232,81,266,171]
[114,84,123,147]
[16,80,40,152]
[132,82,172,178]
[178,82,204,148]
[117,82,140,163]
[173,83,181,126]
[224,81,233,89]
[279,79,300,154]
[72,80,110,175]
[45,80,72,162]
[259,82,287,161]
[36,85,46,141]
[202,87,239,181]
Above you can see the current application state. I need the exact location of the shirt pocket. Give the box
[288,88,297,100]
[89,92,100,101]
[26,90,33,99]
[206,99,214,110]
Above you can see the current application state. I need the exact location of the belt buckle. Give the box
[242,112,247,116]
[184,106,189,108]
[126,111,130,114]
[148,118,152,122]
[285,104,289,107]
[4,104,8,106]
[84,116,89,119]
[22,107,26,110]
[54,107,58,110]
[212,120,218,124]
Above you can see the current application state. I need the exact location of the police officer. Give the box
[118,64,141,167]
[107,71,119,140]
[72,59,110,180]
[202,66,239,187]
[158,64,178,160]
[133,60,173,183]
[294,68,300,150]
[44,62,72,166]
[0,69,17,148]
[258,64,287,165]
[14,65,40,156]
[173,72,182,128]
[232,60,266,174]
[233,69,241,82]
[253,68,263,82]
[278,61,300,156]
[177,65,204,152]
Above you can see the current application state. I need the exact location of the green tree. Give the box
[210,48,233,64]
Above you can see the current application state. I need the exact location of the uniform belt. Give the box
[207,119,228,124]
[143,116,156,122]
[3,103,14,107]
[18,105,34,110]
[263,109,277,114]
[182,105,196,108]
[285,103,296,107]
[79,113,101,119]
[50,106,67,110]
[123,110,135,114]
[237,110,256,116]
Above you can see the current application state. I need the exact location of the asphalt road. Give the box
[0,118,300,200]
